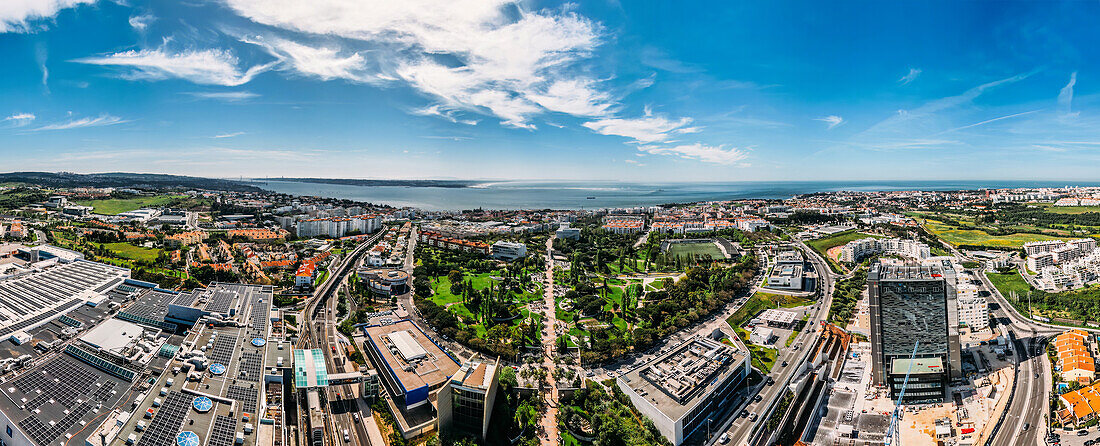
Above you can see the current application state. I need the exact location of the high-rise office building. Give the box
[867,261,961,403]
[438,357,501,441]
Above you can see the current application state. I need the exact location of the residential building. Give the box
[839,237,931,263]
[955,283,988,330]
[438,357,501,441]
[295,262,317,288]
[601,215,645,234]
[867,262,961,402]
[1056,330,1096,384]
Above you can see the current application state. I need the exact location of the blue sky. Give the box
[1,0,1098,181]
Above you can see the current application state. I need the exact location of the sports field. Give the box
[666,240,724,258]
[923,220,1070,248]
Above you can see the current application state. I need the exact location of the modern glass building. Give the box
[867,261,961,402]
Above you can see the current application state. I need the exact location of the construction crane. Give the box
[884,342,920,446]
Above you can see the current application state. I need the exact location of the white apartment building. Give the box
[839,237,931,263]
[1025,239,1098,271]
[956,283,988,330]
[296,214,383,238]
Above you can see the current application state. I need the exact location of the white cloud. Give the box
[1059,71,1078,119]
[583,107,694,143]
[526,78,613,117]
[75,48,276,86]
[0,0,95,33]
[213,131,245,138]
[33,114,126,131]
[638,143,748,165]
[899,67,921,85]
[4,112,36,126]
[187,91,259,101]
[247,37,371,82]
[411,105,478,126]
[816,115,844,129]
[128,13,154,31]
[225,0,605,128]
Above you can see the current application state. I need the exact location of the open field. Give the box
[97,242,162,262]
[755,291,814,308]
[923,220,1071,248]
[1025,202,1100,215]
[807,230,881,272]
[985,271,1035,299]
[73,194,185,215]
[665,240,724,259]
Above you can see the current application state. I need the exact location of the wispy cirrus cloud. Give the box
[246,37,373,83]
[936,109,1042,135]
[33,114,127,131]
[638,143,748,165]
[4,112,36,126]
[187,91,259,101]
[898,67,921,85]
[0,0,95,33]
[213,131,245,138]
[75,47,277,86]
[816,115,844,129]
[583,106,695,143]
[1058,71,1078,119]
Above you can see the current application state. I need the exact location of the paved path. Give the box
[539,236,560,446]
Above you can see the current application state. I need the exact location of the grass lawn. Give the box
[985,271,1036,299]
[924,220,1071,248]
[1027,202,1100,215]
[73,194,185,215]
[755,291,814,308]
[807,230,882,272]
[807,230,881,257]
[734,326,777,373]
[314,270,329,287]
[727,295,770,328]
[98,242,161,262]
[666,240,725,259]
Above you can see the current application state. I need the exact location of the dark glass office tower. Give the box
[867,261,961,402]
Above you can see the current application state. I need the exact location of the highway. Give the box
[975,265,1059,446]
[711,239,836,446]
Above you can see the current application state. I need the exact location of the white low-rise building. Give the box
[839,237,930,263]
[490,241,527,261]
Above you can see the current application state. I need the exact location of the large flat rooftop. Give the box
[0,355,132,446]
[618,336,747,421]
[363,320,459,394]
[0,260,128,336]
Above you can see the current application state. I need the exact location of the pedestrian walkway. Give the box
[539,236,560,445]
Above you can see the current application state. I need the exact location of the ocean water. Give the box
[251,179,1100,211]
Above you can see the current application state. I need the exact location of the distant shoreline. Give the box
[251,178,476,188]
